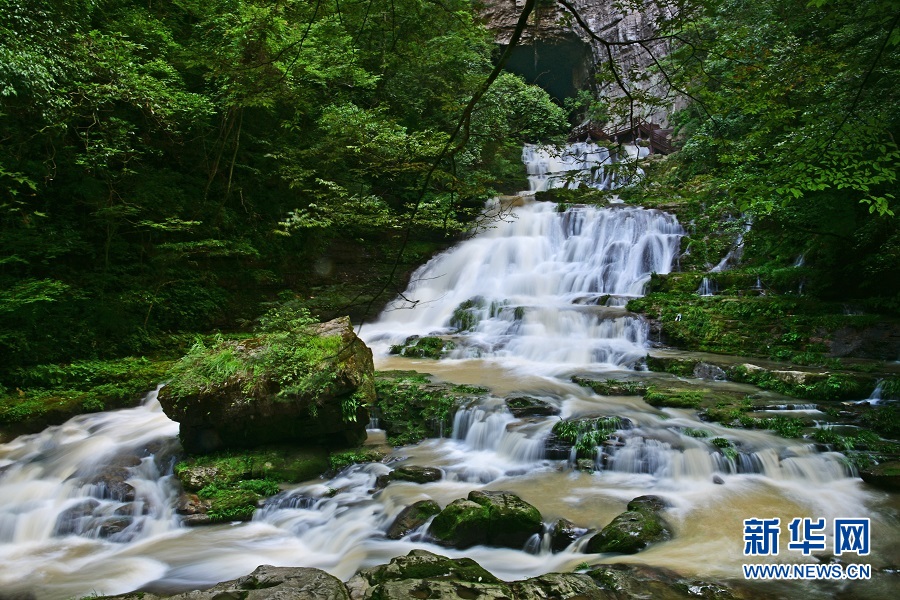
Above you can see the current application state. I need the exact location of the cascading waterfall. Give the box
[522,142,649,192]
[364,201,683,370]
[0,144,892,599]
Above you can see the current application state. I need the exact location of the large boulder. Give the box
[159,317,375,454]
[428,490,543,549]
[386,500,441,540]
[585,495,672,554]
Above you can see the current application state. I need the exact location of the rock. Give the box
[428,490,543,550]
[550,518,582,552]
[573,377,649,396]
[53,499,100,536]
[585,495,671,554]
[712,475,725,485]
[386,500,441,540]
[376,465,443,489]
[576,458,595,472]
[693,363,727,381]
[587,563,739,599]
[87,466,136,502]
[505,396,560,417]
[511,572,611,600]
[159,316,375,454]
[374,371,488,445]
[388,335,454,359]
[859,461,900,491]
[143,565,351,600]
[175,493,212,515]
[97,516,135,538]
[177,466,226,492]
[348,550,508,600]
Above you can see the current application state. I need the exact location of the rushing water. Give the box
[1,149,898,599]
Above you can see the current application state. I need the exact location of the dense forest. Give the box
[1,0,898,416]
[1,2,900,599]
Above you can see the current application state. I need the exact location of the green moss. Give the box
[0,357,173,431]
[552,417,621,458]
[643,387,703,408]
[329,447,385,472]
[175,446,329,489]
[388,336,455,359]
[374,371,487,445]
[572,377,649,396]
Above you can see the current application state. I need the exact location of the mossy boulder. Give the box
[346,549,510,599]
[388,335,455,359]
[174,446,329,491]
[386,500,442,540]
[376,465,443,489]
[374,371,488,445]
[585,495,672,554]
[428,490,543,550]
[505,395,560,417]
[859,461,900,491]
[159,316,375,454]
[573,376,649,396]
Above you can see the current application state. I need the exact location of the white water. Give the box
[522,142,649,193]
[365,200,683,371]
[1,147,897,599]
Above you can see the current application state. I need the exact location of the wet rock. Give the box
[712,475,725,485]
[576,458,595,472]
[347,549,507,600]
[859,461,900,491]
[429,490,543,550]
[550,518,582,552]
[693,363,727,381]
[98,516,134,538]
[159,316,375,454]
[585,495,672,554]
[135,564,352,600]
[114,502,150,516]
[87,466,136,502]
[386,500,442,540]
[376,465,443,489]
[587,563,739,599]
[175,493,212,515]
[181,514,213,527]
[572,377,649,396]
[54,499,100,536]
[505,396,560,417]
[177,465,227,492]
[388,335,454,359]
[511,572,610,600]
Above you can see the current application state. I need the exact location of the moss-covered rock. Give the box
[388,336,455,359]
[428,490,543,550]
[174,446,329,491]
[374,371,488,445]
[386,500,442,540]
[859,461,900,491]
[347,550,510,600]
[376,465,443,489]
[547,416,626,459]
[159,316,375,454]
[585,495,671,554]
[505,395,561,417]
[573,376,649,396]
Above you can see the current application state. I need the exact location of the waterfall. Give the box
[364,201,683,370]
[522,142,649,193]
[697,277,717,296]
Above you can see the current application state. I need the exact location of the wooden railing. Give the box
[569,120,674,155]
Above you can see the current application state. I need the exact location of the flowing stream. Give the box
[1,147,898,599]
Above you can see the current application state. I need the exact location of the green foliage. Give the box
[552,417,622,458]
[374,372,486,445]
[328,447,386,472]
[643,387,703,408]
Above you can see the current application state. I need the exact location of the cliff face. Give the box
[478,0,671,124]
